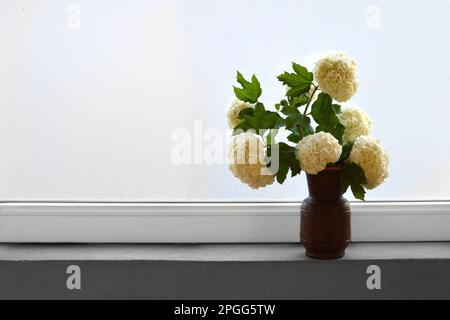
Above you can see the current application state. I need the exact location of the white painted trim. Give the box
[0,202,449,243]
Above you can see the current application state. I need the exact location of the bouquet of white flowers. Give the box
[227,52,389,200]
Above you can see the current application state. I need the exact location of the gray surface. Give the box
[1,243,449,261]
[0,243,450,300]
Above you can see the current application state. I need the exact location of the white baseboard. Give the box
[0,202,449,243]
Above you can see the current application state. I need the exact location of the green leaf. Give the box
[254,102,265,118]
[290,159,301,177]
[351,184,366,201]
[328,124,345,143]
[311,93,345,143]
[279,91,314,143]
[311,93,333,126]
[292,62,313,82]
[233,71,262,103]
[291,95,309,107]
[261,112,282,128]
[277,63,313,98]
[279,143,301,176]
[266,129,278,146]
[237,107,254,119]
[276,164,289,184]
[286,86,311,97]
[287,133,301,143]
[280,104,301,118]
[285,114,314,143]
[333,104,342,114]
[271,143,302,184]
[298,115,315,138]
[277,73,308,89]
[233,124,249,134]
[340,163,367,201]
[234,102,284,134]
[245,116,260,129]
[338,141,355,163]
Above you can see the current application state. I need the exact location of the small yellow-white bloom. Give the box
[227,132,275,189]
[227,99,254,129]
[295,132,342,175]
[314,52,359,102]
[349,136,389,189]
[338,107,372,144]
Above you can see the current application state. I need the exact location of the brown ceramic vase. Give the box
[300,166,351,259]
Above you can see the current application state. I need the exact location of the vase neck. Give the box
[306,169,343,201]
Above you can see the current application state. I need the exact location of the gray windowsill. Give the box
[0,243,449,300]
[1,242,450,261]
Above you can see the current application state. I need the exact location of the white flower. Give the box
[295,132,342,175]
[349,136,389,189]
[338,107,372,144]
[227,99,254,129]
[227,132,275,189]
[314,52,359,102]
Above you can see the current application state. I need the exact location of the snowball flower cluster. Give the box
[338,107,372,144]
[348,136,389,189]
[295,132,342,175]
[227,99,254,129]
[314,52,359,102]
[227,132,275,189]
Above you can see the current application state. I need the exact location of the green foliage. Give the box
[273,143,302,184]
[311,93,345,143]
[276,95,309,111]
[233,71,262,103]
[286,115,314,143]
[277,63,313,98]
[237,107,254,118]
[338,141,354,163]
[333,104,342,114]
[339,143,367,201]
[340,163,367,201]
[292,95,309,108]
[351,184,366,201]
[277,96,314,144]
[234,102,284,134]
[279,100,300,118]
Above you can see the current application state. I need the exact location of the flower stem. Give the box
[303,84,319,117]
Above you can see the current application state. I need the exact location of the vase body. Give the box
[301,167,351,259]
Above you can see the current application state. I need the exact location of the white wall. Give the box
[0,0,449,201]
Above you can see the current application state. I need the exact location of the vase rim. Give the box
[324,165,343,172]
